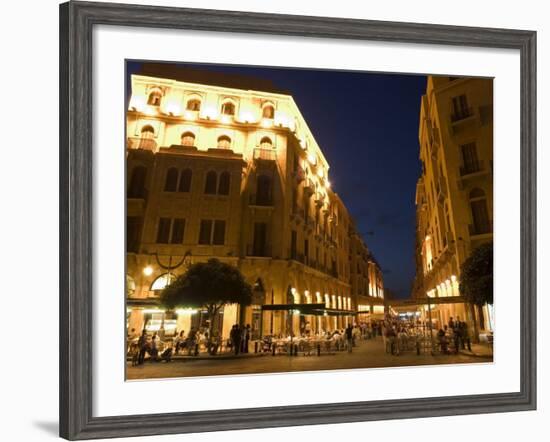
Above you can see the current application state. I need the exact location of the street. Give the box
[126,337,493,380]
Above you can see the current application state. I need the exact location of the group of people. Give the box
[228,324,253,355]
[437,316,472,354]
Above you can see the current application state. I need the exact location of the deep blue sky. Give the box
[127,62,426,299]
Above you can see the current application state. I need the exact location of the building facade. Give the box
[413,75,493,336]
[126,72,384,340]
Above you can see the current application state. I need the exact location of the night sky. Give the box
[127,61,426,299]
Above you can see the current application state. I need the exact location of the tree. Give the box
[459,241,493,339]
[160,258,252,354]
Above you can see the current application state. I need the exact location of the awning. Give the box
[261,303,356,316]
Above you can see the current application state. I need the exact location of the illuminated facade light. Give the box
[143,266,153,276]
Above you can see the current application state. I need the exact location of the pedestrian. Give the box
[174,330,186,354]
[137,329,148,365]
[438,327,449,354]
[242,324,251,353]
[186,327,197,356]
[150,332,159,361]
[448,316,455,330]
[345,324,353,353]
[461,321,472,351]
[230,324,242,356]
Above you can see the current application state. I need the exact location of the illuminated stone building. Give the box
[126,69,383,340]
[413,75,493,335]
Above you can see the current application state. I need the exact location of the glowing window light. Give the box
[143,106,157,116]
[164,101,182,116]
[150,273,175,291]
[176,308,198,315]
[307,153,317,165]
[183,110,197,120]
[129,95,146,112]
[201,106,219,120]
[238,110,256,123]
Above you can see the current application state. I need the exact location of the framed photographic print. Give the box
[59,1,537,439]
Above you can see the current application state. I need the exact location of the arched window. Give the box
[218,171,231,195]
[186,99,201,111]
[262,105,275,119]
[147,89,162,106]
[128,166,147,198]
[140,125,155,139]
[221,101,235,116]
[469,188,491,234]
[256,175,272,206]
[150,273,175,291]
[260,136,273,149]
[126,274,136,297]
[180,131,195,146]
[217,135,231,149]
[178,168,192,192]
[164,167,178,192]
[204,171,217,194]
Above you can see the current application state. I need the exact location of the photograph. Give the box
[125,61,494,380]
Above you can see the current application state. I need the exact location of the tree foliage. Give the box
[459,241,493,306]
[160,258,252,315]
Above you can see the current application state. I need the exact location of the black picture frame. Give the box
[59,1,537,439]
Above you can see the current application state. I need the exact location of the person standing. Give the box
[242,324,251,353]
[231,324,242,356]
[137,329,148,365]
[345,324,353,353]
[461,321,472,351]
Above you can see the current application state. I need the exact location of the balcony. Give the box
[469,220,493,237]
[127,137,157,151]
[246,244,272,258]
[436,178,448,203]
[304,216,315,233]
[450,107,474,123]
[253,148,277,162]
[460,160,487,177]
[292,166,305,183]
[303,178,315,197]
[249,193,273,207]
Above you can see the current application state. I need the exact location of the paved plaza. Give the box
[126,337,493,380]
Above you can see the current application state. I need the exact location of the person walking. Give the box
[345,324,353,353]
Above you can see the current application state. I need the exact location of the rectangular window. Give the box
[290,230,297,260]
[304,239,309,263]
[213,220,226,245]
[170,219,185,244]
[198,220,212,245]
[451,94,471,121]
[156,218,171,244]
[127,216,142,253]
[253,222,267,256]
[461,142,480,174]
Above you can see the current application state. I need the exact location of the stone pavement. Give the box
[126,337,493,380]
